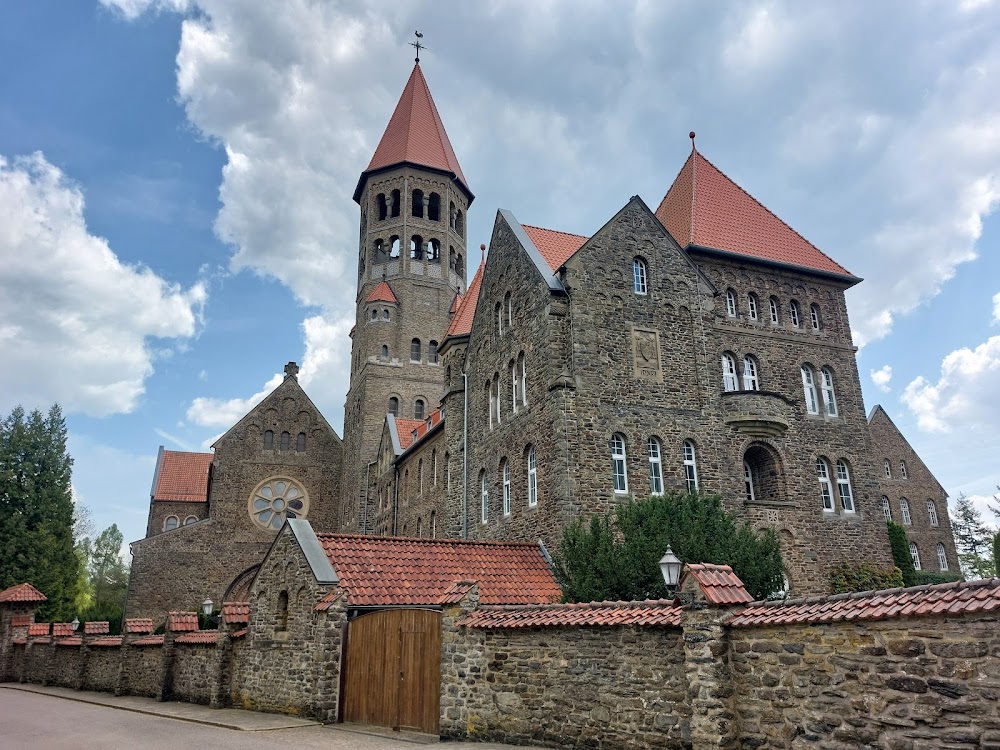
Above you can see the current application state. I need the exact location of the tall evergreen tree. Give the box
[950,493,994,580]
[0,404,80,619]
[80,524,130,632]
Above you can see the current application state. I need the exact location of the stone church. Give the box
[126,63,958,622]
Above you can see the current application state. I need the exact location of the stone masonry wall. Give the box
[48,644,83,688]
[122,645,164,698]
[83,646,120,692]
[172,643,218,705]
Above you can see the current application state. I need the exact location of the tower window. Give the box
[610,433,628,494]
[455,209,464,237]
[388,397,398,417]
[411,338,421,362]
[527,446,538,507]
[722,353,739,392]
[810,304,821,330]
[410,235,423,260]
[496,302,503,335]
[480,471,489,524]
[633,258,648,295]
[744,461,756,504]
[835,459,854,512]
[428,192,441,221]
[280,431,290,451]
[428,238,441,261]
[296,432,306,452]
[428,340,438,364]
[411,189,424,218]
[381,345,389,360]
[390,189,400,217]
[505,291,513,326]
[816,458,833,511]
[264,430,274,450]
[747,293,758,320]
[456,253,463,276]
[769,296,780,325]
[742,356,759,391]
[821,368,837,416]
[789,300,801,328]
[683,440,699,493]
[726,289,737,317]
[389,236,401,258]
[647,437,663,496]
[376,193,387,221]
[414,399,425,420]
[163,515,179,532]
[801,365,819,414]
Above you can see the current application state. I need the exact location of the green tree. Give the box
[0,405,80,620]
[951,493,994,580]
[886,521,917,586]
[80,524,130,632]
[556,493,784,602]
[993,531,1000,579]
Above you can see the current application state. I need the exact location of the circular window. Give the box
[247,477,309,531]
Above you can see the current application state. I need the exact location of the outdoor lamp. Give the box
[659,546,683,597]
[202,598,213,616]
[70,617,80,632]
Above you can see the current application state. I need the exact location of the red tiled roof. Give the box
[153,450,212,502]
[444,258,485,339]
[28,623,50,637]
[462,599,681,629]
[90,636,123,648]
[365,280,398,305]
[394,418,424,451]
[399,408,443,455]
[124,618,153,634]
[10,615,32,627]
[314,590,345,612]
[357,63,470,201]
[55,636,82,647]
[166,611,199,632]
[175,630,220,645]
[522,225,588,272]
[230,628,248,639]
[449,292,463,314]
[131,634,164,646]
[33,637,51,644]
[315,534,561,607]
[11,637,27,646]
[84,621,110,635]
[655,147,854,279]
[439,580,478,606]
[222,602,249,626]
[682,563,754,606]
[52,623,73,637]
[728,578,1000,628]
[0,582,47,603]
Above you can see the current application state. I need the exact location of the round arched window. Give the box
[247,477,309,531]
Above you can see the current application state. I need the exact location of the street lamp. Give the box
[659,546,683,598]
[70,617,80,632]
[202,598,213,616]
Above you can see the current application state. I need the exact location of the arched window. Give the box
[414,399,425,420]
[527,446,538,507]
[502,461,511,516]
[371,309,378,320]
[430,510,437,538]
[722,353,739,392]
[381,345,389,359]
[937,543,948,571]
[416,517,423,538]
[835,460,854,512]
[383,309,390,320]
[411,189,424,218]
[486,380,493,427]
[881,496,892,522]
[820,368,837,416]
[683,440,699,493]
[276,590,288,631]
[428,238,441,261]
[505,291,513,326]
[389,236,401,258]
[801,366,819,414]
[428,340,438,364]
[496,302,503,335]
[410,235,423,260]
[410,338,421,362]
[927,500,939,526]
[376,193,387,221]
[884,459,892,478]
[373,238,385,260]
[480,471,489,524]
[810,304,821,330]
[789,300,801,327]
[769,296,780,325]
[163,515,179,531]
[747,293,759,321]
[610,434,628,494]
[456,253,463,276]
[280,431,290,451]
[264,430,274,450]
[647,437,663,496]
[632,258,648,295]
[455,209,464,236]
[742,356,759,391]
[184,515,198,525]
[816,458,834,511]
[296,432,306,452]
[428,192,440,221]
[744,461,756,504]
[725,289,737,317]
[909,542,921,570]
[449,201,456,228]
[900,498,912,525]
[519,353,527,407]
[390,189,400,217]
[448,247,456,271]
[388,397,398,417]
[431,449,437,486]
[900,460,908,479]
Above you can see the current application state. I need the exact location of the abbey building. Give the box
[125,63,958,622]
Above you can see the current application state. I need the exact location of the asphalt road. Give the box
[0,689,511,750]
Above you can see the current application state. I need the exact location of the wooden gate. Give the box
[341,609,441,734]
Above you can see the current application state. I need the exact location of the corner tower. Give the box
[341,63,473,532]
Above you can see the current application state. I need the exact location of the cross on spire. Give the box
[410,31,426,63]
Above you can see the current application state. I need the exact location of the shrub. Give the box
[886,521,917,586]
[830,563,904,593]
[912,571,963,586]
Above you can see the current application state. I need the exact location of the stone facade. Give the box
[868,405,959,575]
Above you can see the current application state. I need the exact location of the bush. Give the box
[912,571,963,586]
[994,531,1000,579]
[556,492,784,602]
[886,521,917,586]
[830,563,904,593]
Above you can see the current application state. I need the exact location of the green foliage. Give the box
[950,493,994,580]
[556,492,784,602]
[886,521,917,587]
[830,563,904,593]
[0,405,80,620]
[79,524,130,634]
[993,531,1000,579]
[912,571,964,586]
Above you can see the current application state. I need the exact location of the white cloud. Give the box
[186,372,282,429]
[99,0,189,20]
[992,291,1000,324]
[0,153,206,416]
[870,365,893,393]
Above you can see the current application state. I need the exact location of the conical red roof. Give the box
[655,147,855,280]
[365,280,398,304]
[355,64,471,203]
[444,259,485,339]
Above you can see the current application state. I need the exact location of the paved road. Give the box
[0,689,512,750]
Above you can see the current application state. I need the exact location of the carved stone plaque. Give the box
[631,327,662,382]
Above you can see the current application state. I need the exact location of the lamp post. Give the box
[70,617,80,632]
[659,546,683,599]
[202,598,213,617]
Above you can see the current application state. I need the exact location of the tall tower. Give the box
[340,63,473,532]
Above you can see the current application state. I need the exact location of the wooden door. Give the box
[342,609,441,734]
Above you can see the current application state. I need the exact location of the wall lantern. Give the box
[659,546,683,598]
[70,617,80,632]
[202,598,214,616]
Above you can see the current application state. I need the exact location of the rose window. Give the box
[248,477,309,531]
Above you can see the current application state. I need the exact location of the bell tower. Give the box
[340,62,473,532]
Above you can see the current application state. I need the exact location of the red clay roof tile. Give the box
[28,623,49,637]
[444,258,485,339]
[314,590,345,612]
[166,611,199,632]
[52,623,73,637]
[682,563,754,605]
[398,408,443,456]
[130,634,165,646]
[0,582,47,603]
[394,418,424,451]
[154,450,212,503]
[357,64,470,201]
[230,628,248,639]
[55,636,83,647]
[90,636,123,648]
[522,225,588,272]
[365,280,399,305]
[175,630,220,645]
[222,602,249,625]
[449,292,463,314]
[316,534,561,607]
[124,618,154,634]
[11,637,27,646]
[462,599,681,629]
[10,615,33,627]
[656,147,854,279]
[84,621,110,635]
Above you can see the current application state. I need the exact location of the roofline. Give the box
[315,531,547,548]
[150,445,165,499]
[497,209,566,293]
[685,243,862,286]
[386,414,403,456]
[397,416,444,461]
[354,161,475,205]
[287,519,339,585]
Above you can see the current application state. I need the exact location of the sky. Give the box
[1,0,999,551]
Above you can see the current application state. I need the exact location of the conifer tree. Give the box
[950,493,994,580]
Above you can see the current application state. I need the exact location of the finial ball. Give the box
[689,131,696,140]
[480,243,486,251]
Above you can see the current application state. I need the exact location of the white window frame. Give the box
[633,258,648,295]
[884,459,891,479]
[502,462,511,516]
[937,543,948,571]
[480,472,489,524]
[801,366,819,414]
[810,304,821,331]
[836,459,855,512]
[909,542,921,570]
[747,293,758,321]
[744,461,756,504]
[527,447,538,507]
[511,361,519,414]
[820,368,837,417]
[184,515,198,525]
[726,289,737,318]
[722,353,739,392]
[742,356,759,391]
[817,459,834,512]
[927,500,939,527]
[496,302,503,336]
[881,496,892,522]
[789,300,801,328]
[647,438,664,496]
[683,440,699,493]
[506,291,513,327]
[769,296,779,325]
[900,498,912,525]
[519,353,528,407]
[900,460,908,479]
[163,515,179,532]
[611,434,629,494]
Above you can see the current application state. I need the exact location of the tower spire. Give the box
[410,30,425,64]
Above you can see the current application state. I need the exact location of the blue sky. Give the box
[1,1,998,549]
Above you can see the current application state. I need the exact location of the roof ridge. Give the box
[519,223,588,240]
[315,532,545,548]
[742,577,999,610]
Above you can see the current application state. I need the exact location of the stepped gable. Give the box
[153,450,213,502]
[522,225,588,272]
[315,533,561,607]
[365,280,399,304]
[355,63,471,202]
[444,257,485,338]
[462,599,681,629]
[655,142,855,280]
[0,582,47,603]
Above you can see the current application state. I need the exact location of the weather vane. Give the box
[410,30,425,63]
